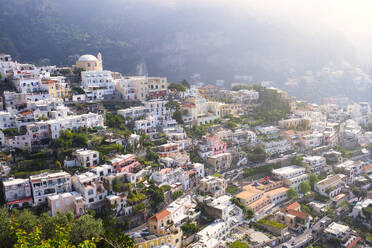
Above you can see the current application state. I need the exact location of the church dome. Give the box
[78,54,98,62]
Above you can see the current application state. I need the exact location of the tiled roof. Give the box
[236,187,262,200]
[149,209,171,221]
[281,201,300,211]
[265,187,289,197]
[287,209,308,219]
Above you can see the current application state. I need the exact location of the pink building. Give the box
[110,154,141,173]
[158,143,179,158]
[47,192,85,217]
[198,134,227,159]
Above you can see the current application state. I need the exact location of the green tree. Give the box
[147,182,165,209]
[181,80,191,89]
[70,214,103,245]
[181,222,198,236]
[98,229,134,248]
[0,207,15,247]
[286,188,299,200]
[229,240,248,248]
[291,156,303,166]
[246,144,267,163]
[299,182,311,195]
[146,149,159,162]
[309,173,319,190]
[169,82,186,92]
[172,110,184,124]
[14,209,38,233]
[165,100,180,111]
[172,190,183,200]
[351,186,367,200]
[12,222,98,248]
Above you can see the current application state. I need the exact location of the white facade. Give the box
[302,132,323,148]
[2,178,32,207]
[263,139,293,155]
[315,174,346,197]
[81,70,115,99]
[0,54,15,80]
[117,106,148,120]
[0,111,15,129]
[303,156,326,173]
[193,163,205,178]
[272,166,306,180]
[74,149,100,168]
[151,168,190,190]
[71,172,108,209]
[30,172,72,206]
[48,113,104,139]
[166,195,193,224]
[144,100,168,117]
[91,164,114,181]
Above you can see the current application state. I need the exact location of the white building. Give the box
[151,168,190,190]
[263,139,293,155]
[106,194,132,217]
[71,172,108,209]
[0,53,15,81]
[302,132,323,148]
[193,163,205,178]
[74,149,100,168]
[144,99,168,117]
[272,166,305,180]
[91,164,114,181]
[2,178,32,208]
[12,73,45,94]
[303,156,326,174]
[81,70,115,100]
[315,174,346,198]
[134,116,158,133]
[335,160,362,184]
[117,106,148,120]
[199,176,227,197]
[48,113,104,139]
[166,195,193,225]
[30,171,72,206]
[0,111,15,129]
[272,165,308,190]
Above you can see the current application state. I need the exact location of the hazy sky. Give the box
[149,0,372,63]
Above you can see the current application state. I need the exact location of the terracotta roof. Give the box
[347,236,360,248]
[236,187,262,200]
[149,209,171,221]
[19,110,33,116]
[362,164,372,173]
[182,103,196,108]
[159,168,172,174]
[287,209,308,219]
[265,187,289,197]
[187,170,197,175]
[42,80,55,84]
[247,194,271,208]
[281,201,300,212]
[285,130,296,135]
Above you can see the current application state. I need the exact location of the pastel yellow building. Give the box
[134,228,182,248]
[73,53,103,71]
[42,79,70,99]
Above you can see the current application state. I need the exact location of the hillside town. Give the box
[0,52,372,248]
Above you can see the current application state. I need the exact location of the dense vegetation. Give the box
[0,208,134,248]
[243,163,281,179]
[232,85,291,123]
